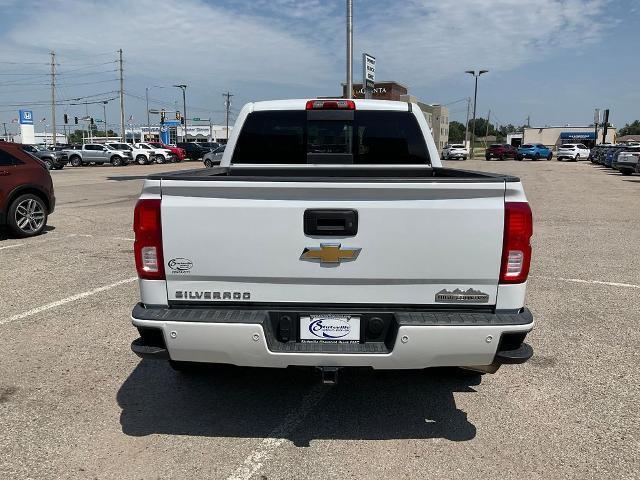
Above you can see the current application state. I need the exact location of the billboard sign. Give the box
[19,110,34,125]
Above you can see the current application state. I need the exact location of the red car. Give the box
[485,143,518,161]
[0,141,55,237]
[148,142,185,162]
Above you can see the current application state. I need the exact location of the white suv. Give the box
[556,143,590,161]
[442,144,469,160]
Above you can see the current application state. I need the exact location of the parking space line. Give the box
[538,276,640,290]
[0,243,25,251]
[0,233,134,251]
[0,277,137,327]
[226,384,328,480]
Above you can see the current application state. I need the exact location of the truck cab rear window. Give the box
[232,110,430,165]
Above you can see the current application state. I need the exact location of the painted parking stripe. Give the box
[0,233,134,251]
[537,276,640,290]
[226,384,328,480]
[0,243,25,251]
[0,277,137,327]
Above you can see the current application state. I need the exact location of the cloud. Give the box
[0,0,614,124]
[0,0,337,87]
[358,0,611,87]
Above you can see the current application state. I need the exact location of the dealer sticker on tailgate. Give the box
[300,314,360,343]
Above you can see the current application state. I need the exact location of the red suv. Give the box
[485,143,518,161]
[148,142,185,162]
[0,141,55,237]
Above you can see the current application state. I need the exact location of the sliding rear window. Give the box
[232,110,430,165]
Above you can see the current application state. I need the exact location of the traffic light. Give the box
[181,117,184,125]
[90,117,94,125]
[175,111,181,121]
[64,114,68,124]
[160,109,166,123]
[74,116,78,125]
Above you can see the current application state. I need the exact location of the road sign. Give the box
[192,117,201,121]
[363,53,375,90]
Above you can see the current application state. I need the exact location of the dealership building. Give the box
[342,81,450,152]
[507,126,617,149]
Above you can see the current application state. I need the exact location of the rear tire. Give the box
[204,159,213,168]
[547,153,552,161]
[574,154,580,162]
[7,194,48,238]
[621,169,632,176]
[136,155,148,165]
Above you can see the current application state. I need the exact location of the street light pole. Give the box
[346,0,353,98]
[465,69,488,159]
[174,84,187,142]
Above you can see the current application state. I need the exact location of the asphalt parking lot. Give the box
[1,159,638,480]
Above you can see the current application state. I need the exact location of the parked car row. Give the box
[589,143,640,175]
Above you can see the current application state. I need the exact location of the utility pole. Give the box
[223,91,233,142]
[209,118,213,142]
[50,51,57,146]
[146,87,150,142]
[484,109,491,147]
[2,122,8,141]
[464,97,471,147]
[118,49,125,143]
[102,101,108,139]
[465,70,488,159]
[526,115,531,127]
[594,108,600,146]
[346,0,353,98]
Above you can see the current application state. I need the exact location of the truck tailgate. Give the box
[160,179,505,306]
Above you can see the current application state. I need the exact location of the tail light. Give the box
[134,199,165,280]
[500,202,533,284]
[306,99,356,110]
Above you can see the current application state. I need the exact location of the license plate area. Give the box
[266,311,397,352]
[299,314,361,343]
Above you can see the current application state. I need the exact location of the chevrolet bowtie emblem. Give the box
[300,243,361,265]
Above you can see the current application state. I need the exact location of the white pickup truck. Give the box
[130,99,534,382]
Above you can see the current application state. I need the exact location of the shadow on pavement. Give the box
[118,361,478,446]
[0,224,55,241]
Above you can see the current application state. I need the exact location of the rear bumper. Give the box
[131,304,534,369]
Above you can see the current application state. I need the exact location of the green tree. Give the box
[67,128,117,144]
[448,121,466,143]
[468,118,496,138]
[619,120,640,136]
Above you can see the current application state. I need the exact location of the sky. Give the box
[0,0,639,136]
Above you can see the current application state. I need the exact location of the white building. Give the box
[125,124,231,143]
[12,132,68,145]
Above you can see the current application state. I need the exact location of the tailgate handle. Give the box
[304,209,358,236]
